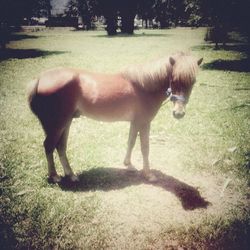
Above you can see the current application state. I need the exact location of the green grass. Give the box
[0,27,249,249]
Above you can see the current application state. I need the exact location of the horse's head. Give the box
[168,54,203,119]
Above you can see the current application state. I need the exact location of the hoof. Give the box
[65,174,79,183]
[142,170,157,183]
[123,159,131,166]
[48,174,62,184]
[124,160,137,172]
[126,164,137,172]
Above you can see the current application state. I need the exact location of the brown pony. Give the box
[28,52,203,183]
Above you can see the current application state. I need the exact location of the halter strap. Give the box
[166,87,186,103]
[170,94,186,103]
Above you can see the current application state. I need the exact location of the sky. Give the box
[51,0,69,15]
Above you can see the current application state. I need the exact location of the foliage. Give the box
[65,0,79,18]
[1,0,249,39]
[98,0,118,35]
[119,0,139,34]
[0,0,51,25]
[153,0,174,28]
[199,0,250,47]
[77,0,99,30]
[0,0,52,49]
[137,0,155,25]
[184,0,202,27]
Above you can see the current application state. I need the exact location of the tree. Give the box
[183,0,202,27]
[38,0,52,18]
[118,0,139,34]
[0,0,51,26]
[0,0,51,49]
[201,0,235,48]
[232,0,250,41]
[66,0,79,18]
[154,0,175,28]
[78,0,99,30]
[66,0,115,32]
[98,0,139,35]
[0,0,30,49]
[98,0,118,35]
[137,0,155,28]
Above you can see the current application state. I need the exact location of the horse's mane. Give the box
[121,57,172,92]
[121,52,198,92]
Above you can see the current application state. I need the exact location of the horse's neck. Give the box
[145,91,167,121]
[121,59,171,92]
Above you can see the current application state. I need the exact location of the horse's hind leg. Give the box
[56,119,78,182]
[44,132,63,183]
[124,122,139,171]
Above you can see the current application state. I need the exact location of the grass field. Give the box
[0,27,249,249]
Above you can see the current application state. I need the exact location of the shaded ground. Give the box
[202,58,250,73]
[193,43,250,73]
[0,48,67,61]
[60,168,210,210]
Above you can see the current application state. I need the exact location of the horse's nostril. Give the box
[173,111,185,119]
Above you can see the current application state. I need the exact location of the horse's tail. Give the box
[27,78,39,114]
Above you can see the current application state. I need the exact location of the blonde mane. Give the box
[121,57,172,92]
[121,52,199,92]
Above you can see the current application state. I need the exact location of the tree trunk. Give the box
[82,14,92,30]
[119,1,137,35]
[0,24,9,50]
[120,16,133,34]
[47,0,52,19]
[120,11,136,34]
[105,14,117,35]
[159,18,168,29]
[102,0,118,36]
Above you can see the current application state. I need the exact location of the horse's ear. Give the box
[169,57,175,66]
[197,57,203,66]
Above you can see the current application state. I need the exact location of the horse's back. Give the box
[37,67,79,95]
[78,71,135,101]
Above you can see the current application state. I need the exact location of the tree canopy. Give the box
[0,0,51,26]
[0,0,249,39]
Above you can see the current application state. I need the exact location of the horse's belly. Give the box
[77,76,138,122]
[79,101,135,122]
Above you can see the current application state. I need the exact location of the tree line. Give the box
[64,0,250,39]
[0,0,249,42]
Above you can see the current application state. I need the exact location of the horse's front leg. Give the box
[124,122,138,171]
[139,122,157,182]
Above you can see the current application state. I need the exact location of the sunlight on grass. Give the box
[0,27,249,249]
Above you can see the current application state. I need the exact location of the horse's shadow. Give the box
[59,168,210,211]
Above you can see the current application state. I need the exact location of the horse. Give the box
[28,52,203,183]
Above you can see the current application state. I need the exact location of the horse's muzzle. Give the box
[173,110,185,119]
